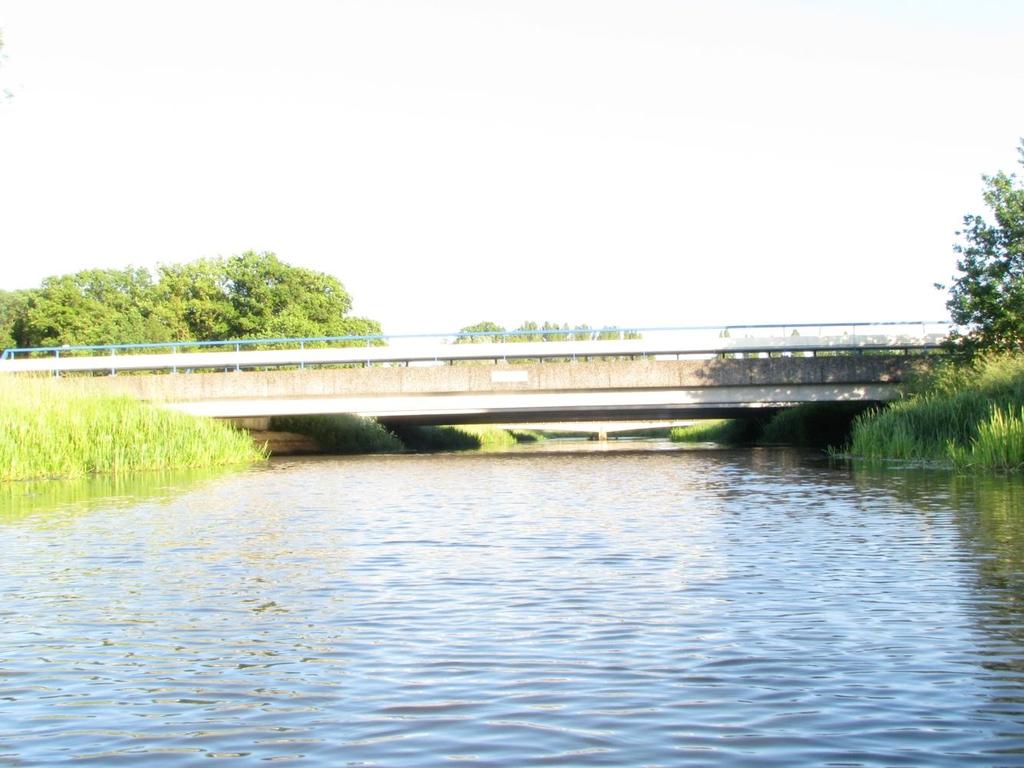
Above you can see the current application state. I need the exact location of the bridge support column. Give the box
[228,417,272,430]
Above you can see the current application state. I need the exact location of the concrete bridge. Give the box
[20,355,930,425]
[1,324,945,424]
[0,321,946,423]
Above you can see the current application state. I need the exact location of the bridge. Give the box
[0,322,949,425]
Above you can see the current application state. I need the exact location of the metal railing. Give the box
[0,320,954,375]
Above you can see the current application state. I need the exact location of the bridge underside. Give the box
[70,357,919,425]
[377,405,791,427]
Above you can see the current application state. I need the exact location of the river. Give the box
[3,441,1024,766]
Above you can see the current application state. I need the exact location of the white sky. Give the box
[1,0,1022,334]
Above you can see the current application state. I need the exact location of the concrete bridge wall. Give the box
[67,356,925,424]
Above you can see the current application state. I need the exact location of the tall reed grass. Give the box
[948,406,1024,471]
[262,416,533,454]
[389,424,521,451]
[670,419,760,444]
[0,376,265,481]
[848,354,1024,470]
[508,429,545,443]
[456,425,519,449]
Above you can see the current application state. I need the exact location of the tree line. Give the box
[0,251,381,350]
[455,320,641,343]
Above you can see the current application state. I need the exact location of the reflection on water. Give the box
[853,466,1024,705]
[483,436,698,454]
[2,446,1024,765]
[0,467,239,521]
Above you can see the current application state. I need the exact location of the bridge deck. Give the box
[0,333,946,374]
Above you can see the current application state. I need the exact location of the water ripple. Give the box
[3,447,1024,765]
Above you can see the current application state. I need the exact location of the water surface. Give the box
[3,444,1024,765]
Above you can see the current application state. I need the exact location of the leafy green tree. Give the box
[540,321,571,341]
[20,267,172,347]
[333,315,383,340]
[596,327,641,340]
[15,252,380,348]
[570,323,594,341]
[152,258,235,341]
[456,320,641,345]
[455,321,507,343]
[510,321,543,343]
[156,251,379,342]
[222,251,353,337]
[0,289,32,350]
[941,140,1024,354]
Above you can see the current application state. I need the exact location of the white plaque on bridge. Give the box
[491,370,529,383]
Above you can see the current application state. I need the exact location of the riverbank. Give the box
[0,376,266,482]
[848,354,1024,470]
[17,355,1021,479]
[670,403,869,448]
[0,376,551,482]
[273,416,543,454]
[671,354,1024,471]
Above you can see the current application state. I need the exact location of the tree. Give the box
[941,140,1024,354]
[14,252,380,348]
[455,320,641,345]
[510,321,543,343]
[455,321,506,343]
[540,321,571,342]
[222,251,352,337]
[156,251,380,342]
[597,327,641,341]
[0,289,32,350]
[20,267,172,347]
[152,258,235,341]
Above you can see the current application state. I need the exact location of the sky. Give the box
[1,0,1022,335]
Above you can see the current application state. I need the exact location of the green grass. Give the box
[508,429,546,443]
[457,425,519,449]
[847,354,1024,470]
[669,419,761,444]
[0,376,266,482]
[846,393,990,461]
[268,414,403,454]
[670,405,869,449]
[389,425,480,451]
[948,406,1024,471]
[387,424,526,451]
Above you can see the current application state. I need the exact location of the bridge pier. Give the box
[229,416,271,431]
[225,416,323,456]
